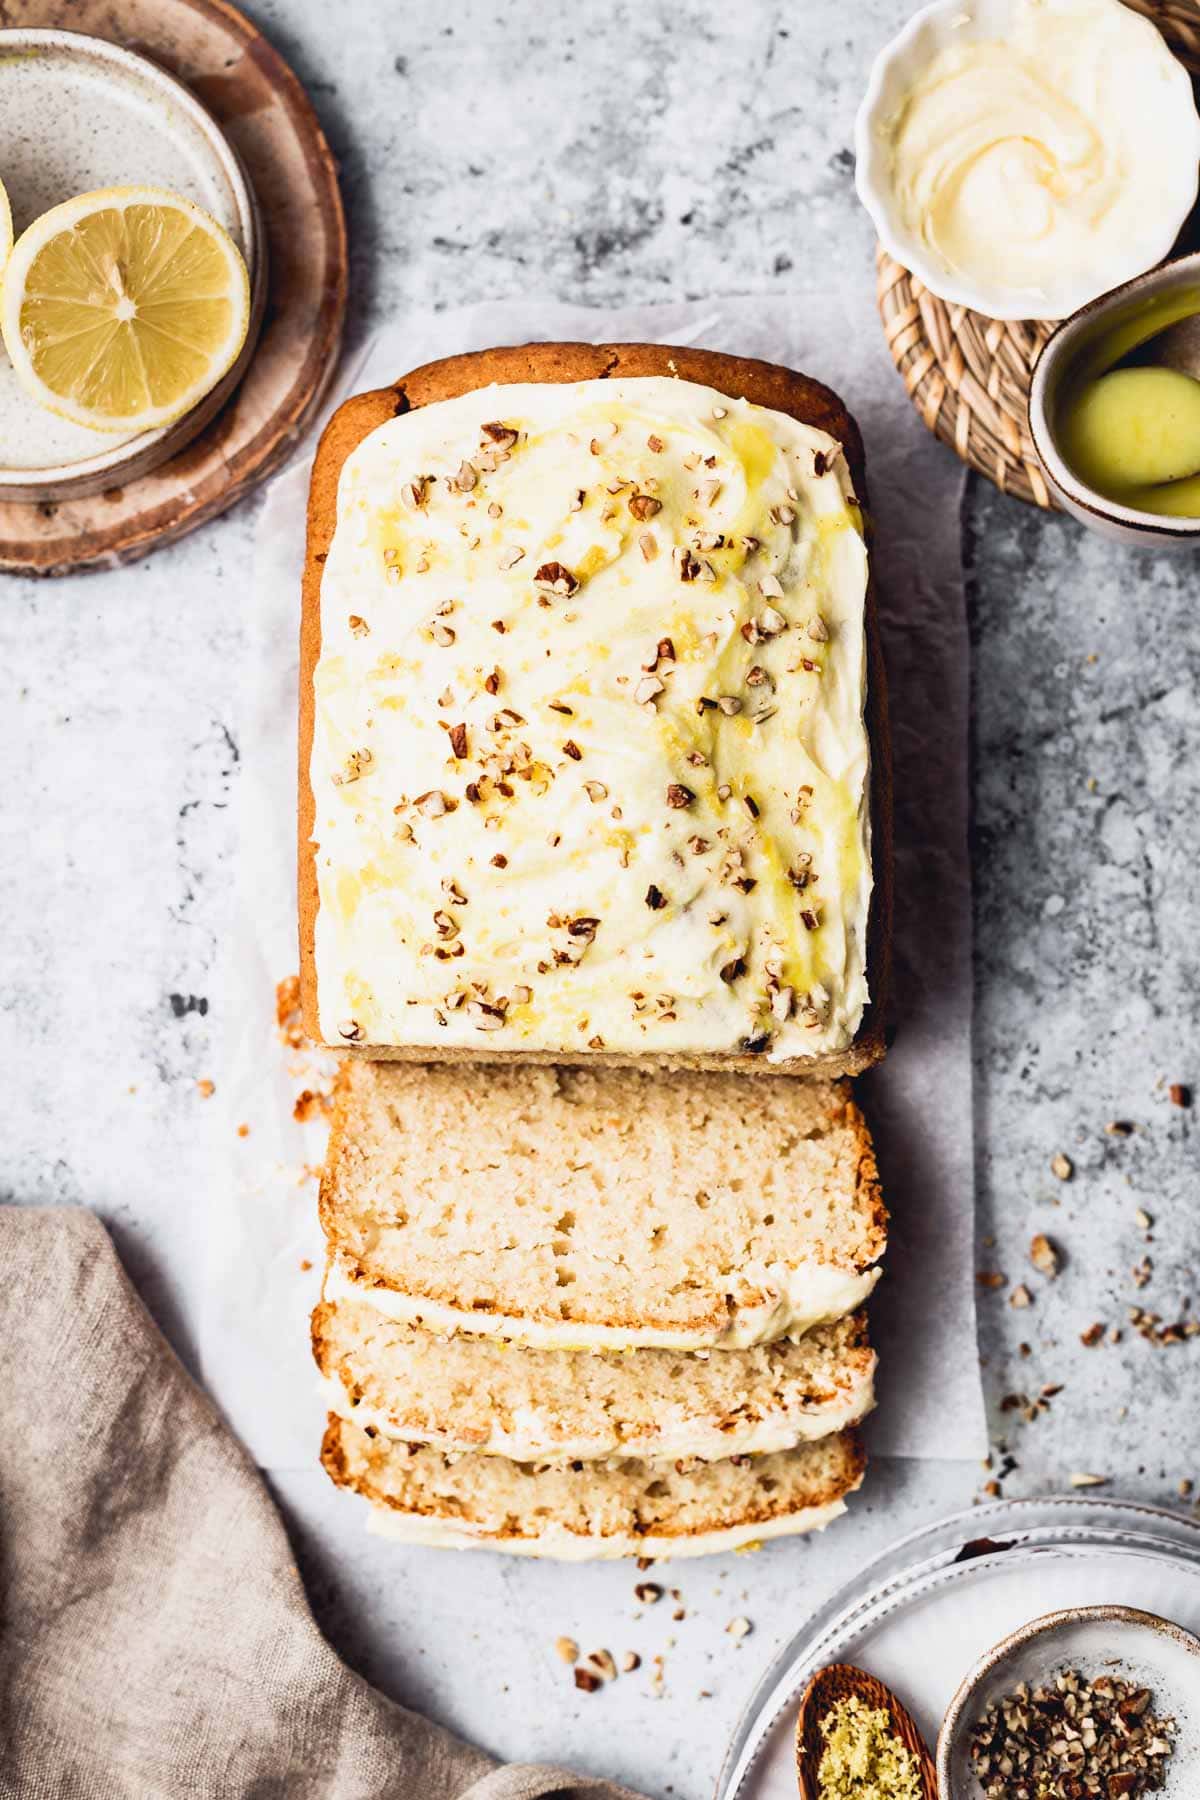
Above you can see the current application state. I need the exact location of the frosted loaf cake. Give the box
[299,344,890,1075]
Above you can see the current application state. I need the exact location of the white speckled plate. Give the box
[0,27,262,498]
[717,1497,1200,1800]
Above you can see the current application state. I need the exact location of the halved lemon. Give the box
[0,185,250,434]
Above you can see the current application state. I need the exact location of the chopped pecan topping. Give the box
[534,561,579,596]
[666,784,694,808]
[628,492,662,521]
[468,1000,506,1030]
[332,748,372,787]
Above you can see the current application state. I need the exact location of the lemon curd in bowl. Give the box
[1030,255,1200,543]
[1053,292,1200,518]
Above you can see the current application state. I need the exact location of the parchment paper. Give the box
[196,289,985,1469]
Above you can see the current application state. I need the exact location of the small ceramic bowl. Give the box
[854,0,1200,322]
[1029,251,1200,545]
[0,28,265,503]
[938,1604,1200,1798]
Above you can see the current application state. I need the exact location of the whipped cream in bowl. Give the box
[856,0,1200,321]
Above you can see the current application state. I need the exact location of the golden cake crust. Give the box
[299,341,892,1074]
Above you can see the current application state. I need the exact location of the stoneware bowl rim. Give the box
[936,1602,1200,1799]
[1028,249,1200,539]
[853,0,1200,323]
[0,25,262,497]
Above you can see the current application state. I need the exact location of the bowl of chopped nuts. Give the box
[937,1604,1200,1799]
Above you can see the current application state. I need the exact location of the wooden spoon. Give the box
[795,1662,938,1800]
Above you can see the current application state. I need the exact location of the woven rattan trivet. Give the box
[875,0,1200,509]
[877,248,1056,508]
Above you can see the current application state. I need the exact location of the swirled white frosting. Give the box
[311,375,871,1063]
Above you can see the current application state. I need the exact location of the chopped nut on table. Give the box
[969,1667,1176,1799]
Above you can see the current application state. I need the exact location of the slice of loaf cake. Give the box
[319,1058,886,1350]
[321,1413,866,1559]
[300,342,891,1079]
[314,1292,875,1461]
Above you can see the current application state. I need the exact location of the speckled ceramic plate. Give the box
[716,1497,1200,1800]
[0,26,263,499]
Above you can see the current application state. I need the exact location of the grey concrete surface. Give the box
[2,2,1198,1795]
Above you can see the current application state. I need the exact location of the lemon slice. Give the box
[0,185,250,434]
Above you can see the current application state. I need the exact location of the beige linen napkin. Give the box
[0,1206,648,1800]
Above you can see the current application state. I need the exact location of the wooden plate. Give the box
[0,0,347,576]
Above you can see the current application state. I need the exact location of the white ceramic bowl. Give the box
[854,0,1200,321]
[0,28,265,503]
[938,1604,1200,1798]
[1029,249,1200,545]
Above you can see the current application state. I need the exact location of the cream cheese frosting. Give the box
[323,1251,880,1353]
[364,1495,852,1560]
[311,375,872,1063]
[884,0,1199,313]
